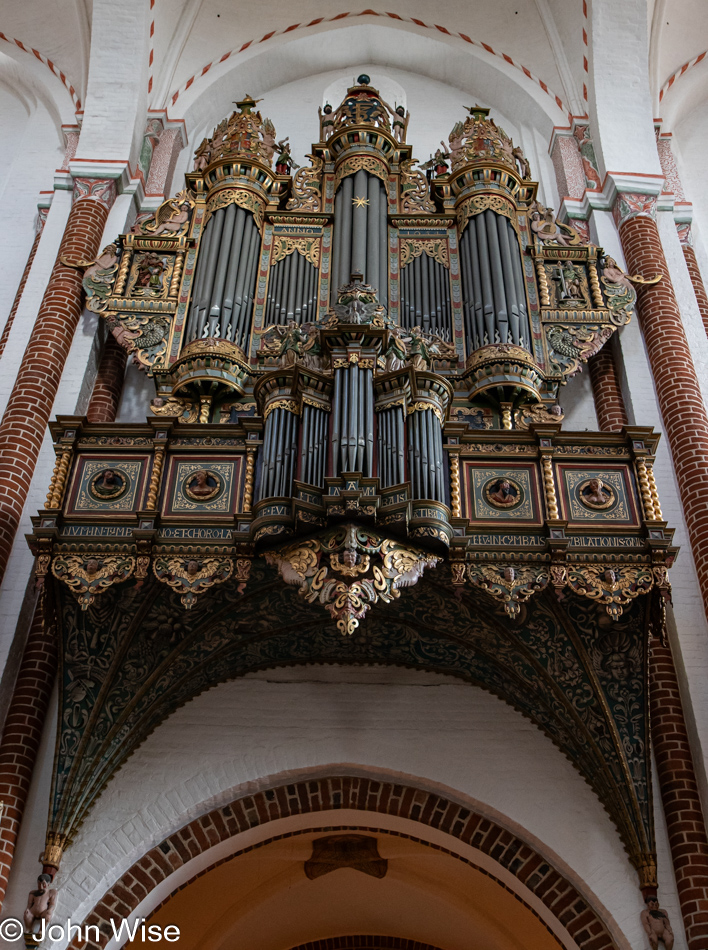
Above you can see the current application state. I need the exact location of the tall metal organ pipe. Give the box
[258,407,299,499]
[377,406,406,487]
[299,404,328,487]
[264,253,319,327]
[329,366,374,476]
[330,172,388,302]
[407,408,445,502]
[186,205,262,349]
[459,212,529,352]
[399,254,452,338]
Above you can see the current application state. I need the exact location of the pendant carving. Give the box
[51,555,135,610]
[455,563,550,618]
[153,556,246,608]
[266,524,439,635]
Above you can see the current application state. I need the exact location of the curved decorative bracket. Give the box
[453,563,549,618]
[51,554,135,610]
[153,556,247,608]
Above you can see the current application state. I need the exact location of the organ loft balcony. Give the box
[27,77,675,889]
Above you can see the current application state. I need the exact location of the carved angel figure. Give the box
[259,117,278,165]
[258,321,308,366]
[61,242,120,313]
[600,255,661,320]
[530,201,583,246]
[138,190,193,236]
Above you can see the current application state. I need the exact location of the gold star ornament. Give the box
[352,196,370,208]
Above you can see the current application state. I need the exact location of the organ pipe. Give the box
[187,206,261,348]
[459,213,530,351]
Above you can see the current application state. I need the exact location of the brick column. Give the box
[682,243,708,339]
[0,178,114,585]
[87,335,127,423]
[0,606,57,911]
[0,209,48,360]
[588,346,628,432]
[616,200,708,613]
[649,635,708,949]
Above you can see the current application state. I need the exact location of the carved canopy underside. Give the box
[46,559,656,880]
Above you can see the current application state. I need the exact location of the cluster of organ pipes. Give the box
[174,79,564,515]
[186,204,260,347]
[331,363,376,477]
[459,210,529,349]
[264,253,319,326]
[399,253,452,339]
[330,170,389,306]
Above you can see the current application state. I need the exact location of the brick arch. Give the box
[287,939,447,950]
[71,776,620,950]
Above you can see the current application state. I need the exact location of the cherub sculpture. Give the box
[640,896,674,950]
[138,190,193,236]
[24,874,57,937]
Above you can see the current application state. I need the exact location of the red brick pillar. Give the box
[617,204,708,612]
[87,335,127,423]
[0,178,115,585]
[649,636,708,949]
[0,606,57,911]
[588,346,628,432]
[682,243,708,339]
[0,210,47,360]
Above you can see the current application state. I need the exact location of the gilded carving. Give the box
[565,565,654,619]
[465,564,550,618]
[400,159,436,214]
[270,235,321,268]
[334,155,388,194]
[514,403,564,430]
[546,324,613,377]
[457,195,516,234]
[205,187,264,230]
[287,155,324,211]
[51,555,135,610]
[149,395,199,423]
[153,556,235,608]
[265,524,439,635]
[399,239,449,270]
[134,190,194,237]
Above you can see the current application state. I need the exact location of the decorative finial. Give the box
[233,94,263,113]
[465,104,491,120]
[357,74,371,85]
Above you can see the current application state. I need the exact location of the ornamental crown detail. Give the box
[193,94,284,170]
[446,105,530,178]
[319,74,409,143]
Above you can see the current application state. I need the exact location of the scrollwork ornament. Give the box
[271,236,321,268]
[399,239,449,270]
[400,160,436,214]
[153,556,234,608]
[566,565,654,619]
[287,155,323,211]
[465,564,549,618]
[265,524,439,635]
[51,555,135,610]
[546,324,613,377]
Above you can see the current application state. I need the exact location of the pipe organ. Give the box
[30,75,677,894]
[74,74,650,549]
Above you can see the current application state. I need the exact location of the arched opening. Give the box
[144,827,565,950]
[69,777,622,950]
